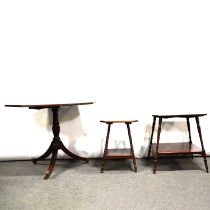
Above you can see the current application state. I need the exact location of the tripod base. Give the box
[32,138,88,179]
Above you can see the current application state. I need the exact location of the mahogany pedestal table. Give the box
[5,102,93,179]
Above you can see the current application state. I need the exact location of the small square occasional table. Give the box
[5,102,94,179]
[147,114,209,174]
[100,120,138,173]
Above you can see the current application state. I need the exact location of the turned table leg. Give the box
[148,116,156,159]
[101,123,112,173]
[153,117,162,174]
[195,117,208,173]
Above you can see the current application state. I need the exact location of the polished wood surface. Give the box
[5,102,94,179]
[152,114,207,118]
[100,120,138,173]
[5,102,94,109]
[100,120,138,124]
[148,114,208,174]
[152,142,202,155]
[105,149,133,159]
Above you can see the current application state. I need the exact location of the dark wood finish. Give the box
[5,102,94,179]
[5,102,94,109]
[100,120,138,124]
[147,116,156,159]
[152,142,203,154]
[105,149,133,158]
[153,117,162,174]
[147,114,208,174]
[186,117,192,144]
[100,120,138,173]
[126,123,137,172]
[152,114,207,118]
[101,123,111,173]
[186,117,193,159]
[195,116,209,172]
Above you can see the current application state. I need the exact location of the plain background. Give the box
[0,0,210,159]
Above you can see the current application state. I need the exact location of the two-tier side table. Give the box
[100,120,138,173]
[147,114,209,174]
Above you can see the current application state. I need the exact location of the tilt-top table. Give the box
[147,114,209,174]
[5,102,94,179]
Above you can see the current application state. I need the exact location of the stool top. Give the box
[100,120,138,124]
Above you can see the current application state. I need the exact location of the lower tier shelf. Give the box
[152,142,202,155]
[105,149,133,159]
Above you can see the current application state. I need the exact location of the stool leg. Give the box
[101,123,111,173]
[126,123,137,172]
[195,117,209,173]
